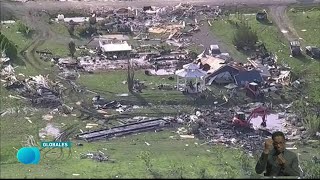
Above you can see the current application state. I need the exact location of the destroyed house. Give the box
[234,70,263,87]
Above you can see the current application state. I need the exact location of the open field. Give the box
[1,4,320,179]
[287,6,320,46]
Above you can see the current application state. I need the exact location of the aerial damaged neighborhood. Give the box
[0,0,319,179]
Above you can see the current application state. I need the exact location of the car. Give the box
[256,10,268,21]
[306,46,320,59]
[210,44,221,55]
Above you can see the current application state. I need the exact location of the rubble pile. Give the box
[1,63,65,108]
[53,3,225,73]
[175,104,309,154]
[175,107,268,154]
[80,151,114,162]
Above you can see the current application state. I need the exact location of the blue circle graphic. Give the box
[17,147,36,164]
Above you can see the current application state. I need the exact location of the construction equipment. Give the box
[232,106,269,128]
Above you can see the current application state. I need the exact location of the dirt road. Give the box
[191,21,226,55]
[1,0,57,72]
[269,6,302,42]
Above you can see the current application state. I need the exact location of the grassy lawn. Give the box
[209,19,249,62]
[37,21,85,57]
[0,109,258,178]
[210,12,320,104]
[77,70,226,106]
[1,23,33,52]
[287,6,320,46]
[287,7,320,103]
[37,39,70,57]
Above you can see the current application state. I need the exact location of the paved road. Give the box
[1,0,320,14]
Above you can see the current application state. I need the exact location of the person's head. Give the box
[272,131,286,153]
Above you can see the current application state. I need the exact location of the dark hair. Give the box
[272,131,285,140]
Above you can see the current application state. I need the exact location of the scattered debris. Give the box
[80,151,114,162]
[42,114,54,121]
[39,123,61,139]
[145,141,151,146]
[174,104,308,154]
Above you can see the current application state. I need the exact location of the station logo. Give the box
[16,147,40,165]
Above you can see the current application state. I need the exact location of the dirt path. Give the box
[268,6,302,42]
[191,21,228,55]
[2,1,56,72]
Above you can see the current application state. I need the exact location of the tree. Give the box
[68,20,76,36]
[68,25,75,36]
[68,40,76,57]
[78,24,97,38]
[89,16,97,25]
[127,59,135,93]
[0,33,17,60]
[232,23,258,51]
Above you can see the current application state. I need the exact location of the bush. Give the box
[302,114,320,137]
[16,20,32,37]
[232,23,258,50]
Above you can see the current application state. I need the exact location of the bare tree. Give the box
[68,20,75,36]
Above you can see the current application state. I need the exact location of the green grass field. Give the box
[287,7,320,104]
[0,108,258,178]
[1,23,33,52]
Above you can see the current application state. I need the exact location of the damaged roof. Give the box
[199,56,226,74]
[205,65,240,83]
[99,41,132,52]
[234,70,263,86]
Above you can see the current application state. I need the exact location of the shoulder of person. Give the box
[285,149,298,157]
